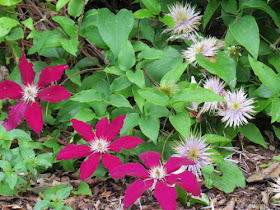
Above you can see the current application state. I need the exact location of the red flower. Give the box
[56,115,143,181]
[0,53,71,134]
[111,151,201,210]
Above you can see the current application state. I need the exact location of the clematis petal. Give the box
[19,52,35,85]
[95,117,109,139]
[139,151,161,169]
[3,100,27,131]
[24,101,43,134]
[71,119,95,142]
[164,157,195,174]
[104,115,126,141]
[110,162,149,179]
[37,65,68,89]
[56,144,92,160]
[0,80,22,99]
[165,171,201,197]
[123,179,153,209]
[154,181,177,210]
[37,85,71,103]
[101,152,122,172]
[109,136,143,152]
[80,152,100,181]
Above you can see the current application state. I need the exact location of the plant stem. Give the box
[161,129,174,161]
[59,67,104,85]
[143,66,158,86]
[77,0,86,38]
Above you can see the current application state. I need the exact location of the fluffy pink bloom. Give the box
[56,115,143,181]
[0,53,71,134]
[111,151,201,210]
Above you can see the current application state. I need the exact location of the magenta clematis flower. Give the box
[111,151,201,210]
[56,115,143,181]
[0,53,71,134]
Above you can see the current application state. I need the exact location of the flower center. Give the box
[176,12,188,24]
[22,84,38,103]
[188,148,200,162]
[149,165,167,180]
[232,102,241,111]
[90,139,109,153]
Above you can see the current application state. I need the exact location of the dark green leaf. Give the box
[238,122,267,148]
[203,0,220,29]
[196,52,236,90]
[229,16,259,59]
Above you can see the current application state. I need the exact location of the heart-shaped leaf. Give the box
[98,8,134,58]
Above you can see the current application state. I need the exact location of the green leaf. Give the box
[238,123,267,148]
[268,54,280,74]
[59,36,79,56]
[110,75,131,92]
[134,9,154,19]
[176,185,188,204]
[273,125,280,140]
[71,89,104,102]
[172,87,226,104]
[34,200,51,210]
[169,111,191,137]
[271,98,280,123]
[5,27,24,41]
[52,16,78,37]
[138,88,170,106]
[248,56,280,95]
[98,8,134,58]
[56,186,73,200]
[139,117,159,143]
[56,0,70,12]
[196,52,236,90]
[104,66,124,76]
[203,134,232,144]
[76,181,92,196]
[142,0,161,15]
[189,194,209,206]
[68,0,84,18]
[73,108,95,122]
[118,40,135,71]
[126,69,145,88]
[203,0,220,29]
[120,113,139,136]
[214,161,246,193]
[221,0,237,15]
[109,94,132,108]
[161,62,188,84]
[137,47,165,60]
[0,184,17,195]
[239,0,280,28]
[44,184,68,200]
[6,172,17,190]
[80,26,107,49]
[7,129,32,141]
[229,16,259,59]
[0,0,21,5]
[0,17,19,38]
[159,15,175,28]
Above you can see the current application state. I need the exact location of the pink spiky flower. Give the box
[163,2,202,41]
[198,76,226,116]
[56,115,143,181]
[172,134,212,177]
[0,53,71,134]
[218,88,255,128]
[182,37,222,66]
[111,151,201,210]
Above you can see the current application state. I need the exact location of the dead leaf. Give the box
[246,162,280,183]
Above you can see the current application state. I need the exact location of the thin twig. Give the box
[59,67,104,85]
[161,129,175,161]
[137,19,141,41]
[77,0,86,38]
[27,0,68,39]
[143,66,158,86]
[78,46,103,68]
